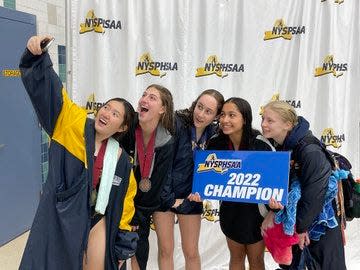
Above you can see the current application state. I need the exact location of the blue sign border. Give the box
[192,150,290,204]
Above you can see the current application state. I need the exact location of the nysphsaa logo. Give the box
[79,10,122,34]
[320,128,345,148]
[82,93,105,115]
[259,93,301,115]
[197,153,242,174]
[321,0,344,4]
[135,53,178,78]
[201,200,219,222]
[314,55,347,78]
[195,55,244,78]
[264,19,305,41]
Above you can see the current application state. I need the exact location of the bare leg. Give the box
[83,217,106,270]
[226,237,246,270]
[246,240,265,270]
[177,214,201,270]
[153,211,176,270]
[130,256,140,270]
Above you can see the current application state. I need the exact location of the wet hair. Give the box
[222,97,260,150]
[146,84,174,134]
[102,97,136,141]
[176,89,224,127]
[263,100,298,126]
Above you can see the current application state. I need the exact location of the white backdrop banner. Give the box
[70,0,360,269]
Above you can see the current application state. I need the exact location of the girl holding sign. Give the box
[261,101,346,270]
[205,97,274,270]
[153,89,224,270]
[119,85,175,270]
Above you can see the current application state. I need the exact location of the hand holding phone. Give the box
[27,35,54,55]
[40,37,55,52]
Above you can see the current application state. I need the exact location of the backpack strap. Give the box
[330,151,352,171]
[294,136,346,234]
[294,136,336,169]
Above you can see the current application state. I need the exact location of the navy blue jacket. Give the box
[158,113,218,211]
[281,117,331,233]
[167,115,194,200]
[19,49,138,270]
[278,117,346,270]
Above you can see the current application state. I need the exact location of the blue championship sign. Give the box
[192,150,290,204]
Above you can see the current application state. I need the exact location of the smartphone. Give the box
[40,38,55,52]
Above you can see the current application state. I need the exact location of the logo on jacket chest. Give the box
[112,175,123,186]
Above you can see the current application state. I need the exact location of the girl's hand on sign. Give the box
[269,197,284,210]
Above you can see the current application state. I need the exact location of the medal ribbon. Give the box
[135,125,156,180]
[93,139,108,188]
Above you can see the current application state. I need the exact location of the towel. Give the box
[95,137,119,214]
[275,179,301,235]
[308,170,348,240]
[264,222,299,265]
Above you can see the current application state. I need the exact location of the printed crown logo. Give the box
[264,19,305,41]
[259,93,280,115]
[197,153,241,174]
[79,10,105,34]
[83,93,104,114]
[201,200,219,222]
[321,0,344,4]
[195,55,228,78]
[321,128,345,148]
[314,55,347,78]
[264,19,292,40]
[260,92,301,115]
[135,53,166,77]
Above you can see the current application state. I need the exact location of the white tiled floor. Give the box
[0,232,29,270]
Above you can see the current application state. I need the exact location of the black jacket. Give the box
[168,114,194,200]
[207,131,274,152]
[278,117,345,270]
[280,117,331,234]
[120,116,175,222]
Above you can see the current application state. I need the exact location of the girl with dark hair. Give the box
[206,97,274,270]
[153,89,224,270]
[19,35,138,270]
[119,84,175,270]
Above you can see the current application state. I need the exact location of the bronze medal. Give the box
[139,178,151,192]
[135,126,156,193]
